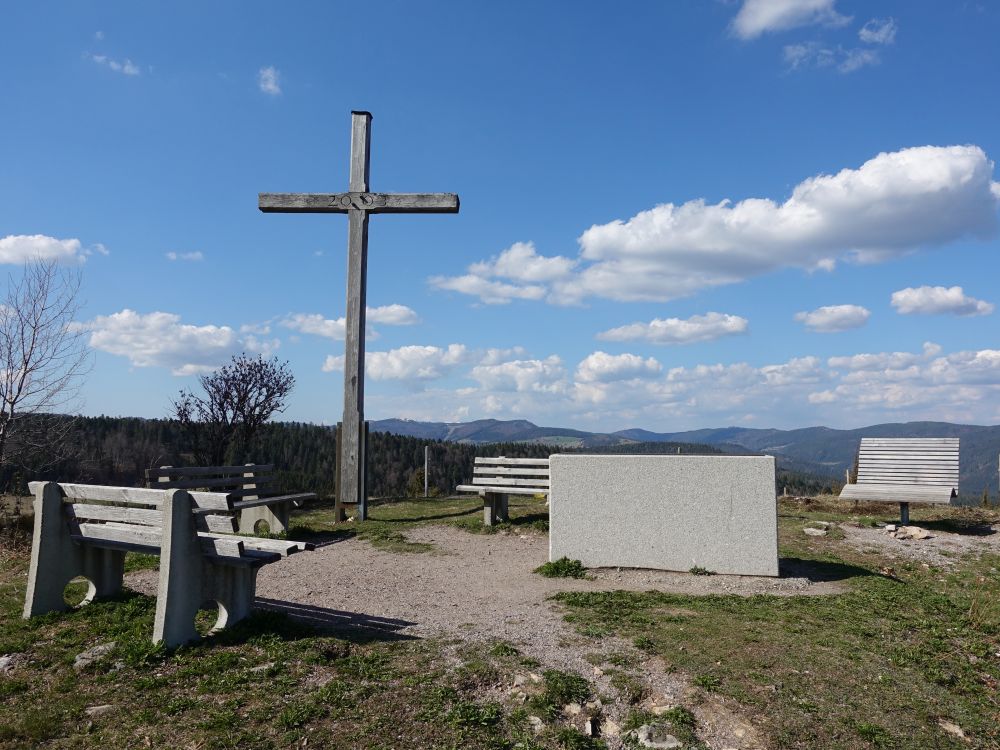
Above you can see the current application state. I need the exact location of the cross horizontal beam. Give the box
[258,192,459,214]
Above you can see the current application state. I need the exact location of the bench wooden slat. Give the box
[149,475,276,491]
[839,484,955,504]
[232,492,317,510]
[45,483,233,511]
[75,522,246,558]
[473,466,551,476]
[145,464,275,478]
[66,503,162,526]
[473,457,550,466]
[456,484,547,496]
[471,477,550,487]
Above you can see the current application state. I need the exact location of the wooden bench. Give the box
[22,481,313,647]
[456,457,550,526]
[839,438,959,523]
[145,464,315,535]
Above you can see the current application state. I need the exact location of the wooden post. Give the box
[258,111,458,517]
[424,445,429,498]
[900,502,910,525]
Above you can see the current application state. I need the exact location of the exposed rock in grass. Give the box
[633,723,683,748]
[73,642,116,672]
[84,705,113,719]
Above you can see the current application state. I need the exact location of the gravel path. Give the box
[127,524,839,749]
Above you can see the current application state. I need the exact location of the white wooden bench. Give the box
[839,438,959,523]
[145,464,315,535]
[456,456,550,526]
[22,481,313,647]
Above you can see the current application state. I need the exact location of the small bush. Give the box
[528,669,591,717]
[535,557,587,579]
[689,566,715,576]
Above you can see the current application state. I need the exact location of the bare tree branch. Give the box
[171,354,295,465]
[0,258,92,481]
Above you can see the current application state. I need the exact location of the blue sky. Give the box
[2,0,999,431]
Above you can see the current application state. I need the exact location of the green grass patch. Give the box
[535,557,588,579]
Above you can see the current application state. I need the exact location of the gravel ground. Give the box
[839,521,1000,569]
[126,525,840,749]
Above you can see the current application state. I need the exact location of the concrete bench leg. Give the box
[238,502,290,535]
[483,493,509,526]
[154,490,203,647]
[155,489,259,646]
[23,482,124,619]
[204,561,258,631]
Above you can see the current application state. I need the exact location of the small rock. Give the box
[900,526,931,540]
[593,666,604,676]
[0,654,21,674]
[603,719,621,737]
[650,702,677,715]
[885,524,897,532]
[513,691,527,704]
[84,705,114,719]
[634,724,683,749]
[938,719,967,740]
[585,698,603,711]
[527,715,544,735]
[564,702,582,716]
[513,674,527,687]
[803,527,827,537]
[249,661,276,674]
[527,672,542,684]
[73,642,116,672]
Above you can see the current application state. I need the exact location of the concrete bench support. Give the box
[483,492,509,526]
[23,482,125,618]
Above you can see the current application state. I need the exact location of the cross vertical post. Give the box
[343,111,371,520]
[258,111,459,523]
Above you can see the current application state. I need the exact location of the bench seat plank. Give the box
[839,483,955,504]
[456,484,548,496]
[474,457,550,466]
[39,482,233,511]
[232,492,317,510]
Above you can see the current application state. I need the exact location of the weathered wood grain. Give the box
[259,192,459,214]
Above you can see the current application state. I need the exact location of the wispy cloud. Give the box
[258,66,281,95]
[784,42,880,73]
[87,53,140,76]
[165,251,204,262]
[859,17,897,45]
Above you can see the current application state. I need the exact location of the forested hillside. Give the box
[0,415,841,499]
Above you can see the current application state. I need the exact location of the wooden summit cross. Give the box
[259,111,459,520]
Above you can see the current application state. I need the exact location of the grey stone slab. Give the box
[549,455,778,577]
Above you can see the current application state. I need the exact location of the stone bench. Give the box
[839,437,959,523]
[456,456,550,526]
[146,464,316,535]
[22,481,313,647]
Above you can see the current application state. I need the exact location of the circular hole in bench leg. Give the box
[64,576,96,608]
[253,519,271,536]
[194,601,224,636]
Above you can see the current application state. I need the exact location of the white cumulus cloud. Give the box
[258,66,281,95]
[471,356,568,393]
[794,304,870,332]
[731,0,851,39]
[0,234,85,264]
[324,344,468,381]
[282,304,420,340]
[77,309,275,376]
[597,312,748,345]
[434,146,1000,307]
[468,241,576,283]
[575,352,662,383]
[891,286,994,316]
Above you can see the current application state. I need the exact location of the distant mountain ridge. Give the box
[371,418,1000,497]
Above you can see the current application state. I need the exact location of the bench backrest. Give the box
[855,438,959,489]
[28,481,244,556]
[472,456,550,491]
[145,464,276,501]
